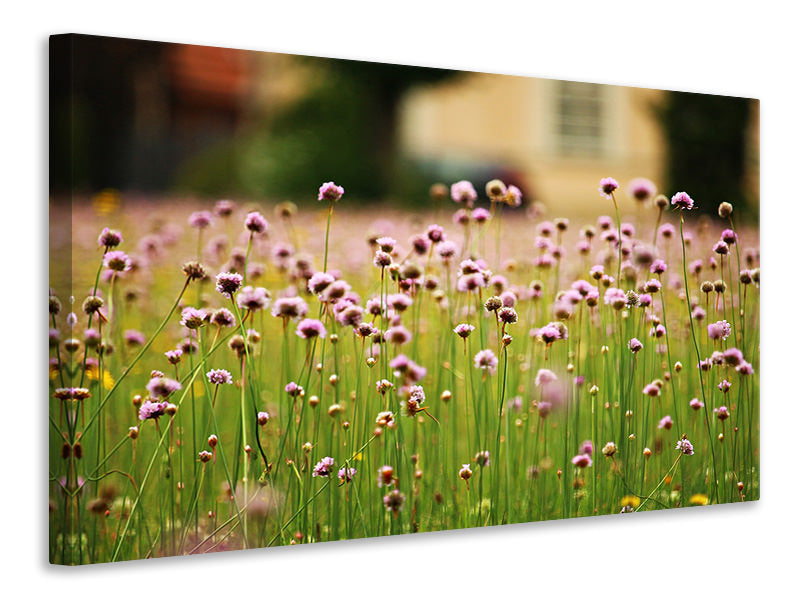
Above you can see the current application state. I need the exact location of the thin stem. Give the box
[679,213,719,502]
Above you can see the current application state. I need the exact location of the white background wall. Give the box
[3,2,795,597]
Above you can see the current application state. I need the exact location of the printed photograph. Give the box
[49,33,760,565]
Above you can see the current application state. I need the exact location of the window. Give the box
[555,81,605,156]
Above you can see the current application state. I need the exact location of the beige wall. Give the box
[400,73,667,212]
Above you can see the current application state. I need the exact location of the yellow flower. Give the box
[689,493,709,506]
[86,365,115,390]
[86,364,99,380]
[103,371,114,390]
[92,188,120,216]
[620,495,641,508]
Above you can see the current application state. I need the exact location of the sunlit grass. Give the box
[49,181,759,564]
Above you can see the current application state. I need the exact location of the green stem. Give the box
[679,213,719,503]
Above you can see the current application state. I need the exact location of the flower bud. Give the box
[430,183,448,201]
[182,261,207,281]
[485,296,502,312]
[485,179,507,200]
[82,296,104,315]
[64,338,81,353]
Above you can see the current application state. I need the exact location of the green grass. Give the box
[48,191,760,564]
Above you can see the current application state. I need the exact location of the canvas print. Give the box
[49,34,760,565]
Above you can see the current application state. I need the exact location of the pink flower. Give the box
[452,208,470,225]
[207,369,233,385]
[506,185,522,207]
[214,199,235,217]
[643,383,660,397]
[318,182,344,202]
[103,250,131,272]
[189,211,213,229]
[707,320,732,341]
[244,211,268,234]
[215,272,243,298]
[454,323,475,338]
[296,318,327,340]
[450,180,478,206]
[675,437,694,455]
[338,466,357,483]
[721,229,737,245]
[598,177,619,198]
[535,369,557,387]
[437,240,457,260]
[627,177,656,201]
[313,456,335,477]
[426,224,445,243]
[474,349,498,373]
[386,325,412,345]
[571,453,593,468]
[472,207,491,223]
[98,227,122,248]
[670,191,694,210]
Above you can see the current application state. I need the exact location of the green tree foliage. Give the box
[657,91,756,218]
[198,57,461,203]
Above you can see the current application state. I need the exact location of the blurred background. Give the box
[50,34,759,218]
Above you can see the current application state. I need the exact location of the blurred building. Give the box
[400,73,667,210]
[50,35,255,194]
[52,36,758,211]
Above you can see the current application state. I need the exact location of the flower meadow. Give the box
[49,178,759,564]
